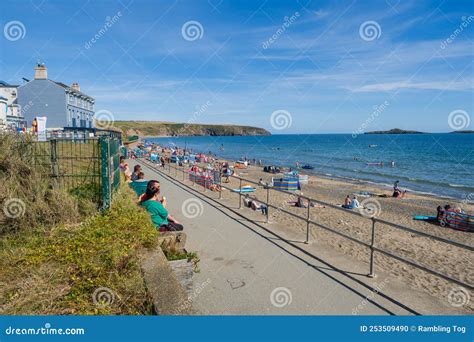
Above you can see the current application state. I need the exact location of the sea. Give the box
[147,134,474,201]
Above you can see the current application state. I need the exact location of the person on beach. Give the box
[350,196,360,209]
[251,200,268,216]
[342,195,351,208]
[119,156,132,182]
[244,195,268,215]
[223,166,232,183]
[392,180,407,198]
[119,156,128,171]
[140,180,183,232]
[296,196,306,208]
[131,165,142,181]
[135,171,146,182]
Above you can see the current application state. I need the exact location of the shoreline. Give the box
[142,137,471,203]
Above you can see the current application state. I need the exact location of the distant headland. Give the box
[105,120,271,137]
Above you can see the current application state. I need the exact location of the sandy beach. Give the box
[215,162,474,311]
[148,147,473,312]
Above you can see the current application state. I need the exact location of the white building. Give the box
[0,81,23,129]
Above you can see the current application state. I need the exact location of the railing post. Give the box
[265,186,270,223]
[99,136,111,210]
[238,178,242,209]
[369,218,376,278]
[50,139,59,190]
[182,165,185,181]
[305,202,310,244]
[219,170,222,199]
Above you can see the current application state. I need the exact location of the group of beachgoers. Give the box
[340,180,406,210]
[126,142,472,233]
[120,157,184,232]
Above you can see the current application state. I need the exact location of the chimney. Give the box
[71,82,80,92]
[34,63,48,80]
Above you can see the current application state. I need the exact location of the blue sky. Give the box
[1,0,473,133]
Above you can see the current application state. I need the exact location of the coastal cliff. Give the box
[109,121,271,137]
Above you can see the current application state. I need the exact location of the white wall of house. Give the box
[0,98,7,126]
[0,86,24,128]
[0,86,18,117]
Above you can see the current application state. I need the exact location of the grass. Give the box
[0,133,94,234]
[0,183,159,315]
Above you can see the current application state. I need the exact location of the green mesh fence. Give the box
[27,137,121,209]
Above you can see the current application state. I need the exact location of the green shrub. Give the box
[0,133,93,234]
[0,184,158,315]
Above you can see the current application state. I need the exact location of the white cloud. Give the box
[350,80,474,92]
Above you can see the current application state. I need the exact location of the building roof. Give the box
[53,81,94,101]
[0,80,19,87]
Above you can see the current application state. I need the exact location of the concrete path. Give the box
[134,160,413,315]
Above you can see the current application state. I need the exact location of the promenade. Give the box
[133,160,461,315]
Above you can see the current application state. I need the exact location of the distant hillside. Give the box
[105,121,271,137]
[365,128,425,134]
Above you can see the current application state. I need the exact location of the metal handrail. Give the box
[139,158,474,290]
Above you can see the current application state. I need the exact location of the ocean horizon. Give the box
[147,133,474,200]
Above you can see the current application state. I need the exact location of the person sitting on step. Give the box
[140,180,183,232]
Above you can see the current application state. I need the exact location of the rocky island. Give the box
[364,128,425,134]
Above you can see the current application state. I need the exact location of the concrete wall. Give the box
[17,79,67,128]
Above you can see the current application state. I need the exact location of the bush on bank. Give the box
[0,138,159,313]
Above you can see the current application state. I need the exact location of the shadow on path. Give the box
[139,160,420,315]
